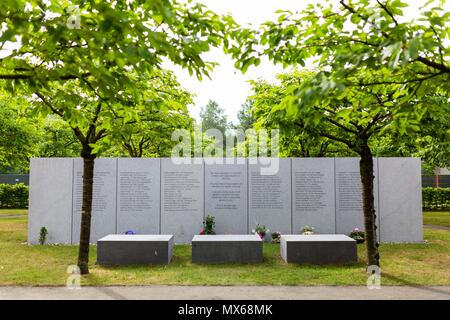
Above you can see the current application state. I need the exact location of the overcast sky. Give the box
[171,0,308,124]
[172,0,449,124]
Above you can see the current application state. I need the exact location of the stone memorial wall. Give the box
[28,157,422,244]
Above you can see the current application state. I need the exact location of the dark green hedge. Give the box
[0,183,29,209]
[422,187,450,211]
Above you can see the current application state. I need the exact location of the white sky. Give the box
[171,0,449,124]
[171,0,308,124]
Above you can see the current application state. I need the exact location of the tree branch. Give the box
[0,72,90,80]
[376,0,399,26]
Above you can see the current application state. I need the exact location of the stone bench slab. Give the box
[280,234,357,265]
[192,234,263,264]
[97,234,174,265]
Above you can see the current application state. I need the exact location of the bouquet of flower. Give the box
[253,224,267,239]
[349,228,365,243]
[301,226,315,235]
[200,215,216,235]
[271,232,281,243]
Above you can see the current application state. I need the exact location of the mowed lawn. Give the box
[0,212,449,286]
[423,211,450,228]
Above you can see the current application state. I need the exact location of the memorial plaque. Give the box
[28,158,74,244]
[335,158,380,239]
[378,158,422,242]
[248,158,292,234]
[72,158,117,244]
[292,158,335,234]
[116,158,160,235]
[28,157,423,244]
[161,158,204,243]
[205,158,247,234]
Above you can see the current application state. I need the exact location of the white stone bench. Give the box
[97,234,174,265]
[280,234,357,264]
[192,234,263,264]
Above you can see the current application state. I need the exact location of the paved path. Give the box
[0,214,27,219]
[424,224,450,231]
[0,286,449,300]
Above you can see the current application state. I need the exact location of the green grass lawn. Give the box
[0,209,28,216]
[0,215,449,286]
[423,211,450,228]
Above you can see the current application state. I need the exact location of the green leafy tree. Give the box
[227,0,450,266]
[0,97,39,173]
[37,117,81,158]
[250,70,352,158]
[372,93,450,172]
[1,0,231,274]
[200,99,229,134]
[200,99,230,155]
[235,100,256,132]
[254,68,448,266]
[106,70,194,158]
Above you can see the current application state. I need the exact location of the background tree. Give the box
[1,0,232,274]
[200,99,230,155]
[0,97,39,173]
[200,99,230,134]
[235,100,256,132]
[106,70,194,158]
[37,117,81,158]
[372,93,450,172]
[249,70,352,157]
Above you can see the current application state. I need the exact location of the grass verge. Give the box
[0,215,449,286]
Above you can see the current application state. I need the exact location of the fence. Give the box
[0,174,29,186]
[422,175,450,188]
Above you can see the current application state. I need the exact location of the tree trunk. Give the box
[359,143,380,267]
[77,144,96,275]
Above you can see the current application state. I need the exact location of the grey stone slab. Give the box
[28,158,74,244]
[161,158,204,243]
[378,158,423,242]
[192,234,263,264]
[334,158,380,239]
[248,158,292,234]
[280,234,357,264]
[292,158,335,234]
[116,158,160,235]
[72,158,117,244]
[97,234,174,265]
[204,158,247,234]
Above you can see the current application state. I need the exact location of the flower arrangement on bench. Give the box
[301,226,315,235]
[349,228,365,244]
[253,224,267,240]
[200,214,216,235]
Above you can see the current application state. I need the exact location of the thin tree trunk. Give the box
[359,143,380,266]
[77,145,96,275]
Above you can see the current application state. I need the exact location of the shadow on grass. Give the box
[382,272,450,295]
